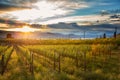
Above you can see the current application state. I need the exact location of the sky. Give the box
[0,0,120,38]
[0,0,120,24]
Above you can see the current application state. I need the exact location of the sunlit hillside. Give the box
[0,38,120,80]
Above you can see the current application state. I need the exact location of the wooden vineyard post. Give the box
[1,54,5,75]
[30,51,34,75]
[58,53,61,73]
[1,49,13,75]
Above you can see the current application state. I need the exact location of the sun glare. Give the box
[20,26,35,32]
[3,1,68,23]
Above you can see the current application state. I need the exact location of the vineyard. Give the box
[0,39,120,80]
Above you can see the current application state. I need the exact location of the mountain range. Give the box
[0,22,120,39]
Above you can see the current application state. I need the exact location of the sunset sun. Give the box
[20,26,35,32]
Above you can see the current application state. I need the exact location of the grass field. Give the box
[0,38,120,80]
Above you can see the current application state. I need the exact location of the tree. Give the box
[114,27,117,38]
[103,33,106,38]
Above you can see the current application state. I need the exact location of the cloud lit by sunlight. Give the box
[0,0,90,24]
[5,26,40,32]
[0,23,9,27]
[3,1,69,21]
[39,15,110,25]
[0,0,119,26]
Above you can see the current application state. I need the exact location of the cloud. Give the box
[36,15,110,24]
[0,0,75,21]
[0,18,15,25]
[0,0,89,17]
[0,0,89,13]
[0,0,120,26]
[0,18,27,27]
[47,0,89,9]
[0,0,90,24]
[0,0,38,13]
[0,23,9,28]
